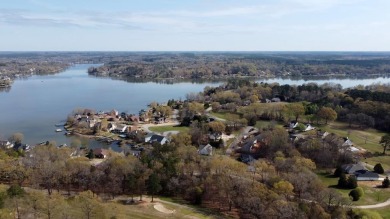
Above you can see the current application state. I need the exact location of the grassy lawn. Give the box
[2,183,215,219]
[317,121,390,169]
[373,207,390,219]
[209,112,239,121]
[316,171,390,206]
[316,171,352,197]
[364,156,390,170]
[59,195,215,219]
[159,197,223,218]
[255,120,284,130]
[100,200,213,219]
[355,186,390,206]
[148,125,190,133]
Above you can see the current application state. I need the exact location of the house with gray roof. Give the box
[198,144,213,156]
[354,170,380,181]
[341,163,367,174]
[145,133,168,145]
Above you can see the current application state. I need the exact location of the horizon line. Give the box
[1,50,390,53]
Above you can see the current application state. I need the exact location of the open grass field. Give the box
[148,125,190,133]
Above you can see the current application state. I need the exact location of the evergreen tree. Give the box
[347,175,358,189]
[7,185,25,198]
[349,189,360,201]
[337,173,348,188]
[333,166,343,177]
[86,149,95,159]
[383,177,390,188]
[374,163,385,174]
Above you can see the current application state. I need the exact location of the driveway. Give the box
[226,126,256,155]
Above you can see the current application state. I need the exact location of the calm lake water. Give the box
[0,64,219,149]
[1,64,390,149]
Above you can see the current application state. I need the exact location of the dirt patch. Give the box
[358,181,383,188]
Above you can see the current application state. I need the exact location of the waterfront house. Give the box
[110,109,119,117]
[145,133,168,145]
[113,124,128,133]
[129,115,140,123]
[108,123,117,132]
[154,116,165,124]
[93,148,108,159]
[127,126,138,132]
[0,140,14,149]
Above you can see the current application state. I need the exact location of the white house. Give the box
[88,118,98,128]
[114,124,128,133]
[108,123,117,132]
[289,122,299,129]
[0,140,14,149]
[342,137,353,147]
[304,124,315,132]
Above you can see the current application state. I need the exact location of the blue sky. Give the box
[0,0,389,51]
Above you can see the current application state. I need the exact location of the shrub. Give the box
[187,186,203,205]
[355,187,364,198]
[349,189,360,201]
[374,163,385,174]
[294,123,306,132]
[338,173,348,188]
[347,175,358,189]
[383,177,390,188]
[248,116,257,126]
[333,166,343,177]
[7,185,25,198]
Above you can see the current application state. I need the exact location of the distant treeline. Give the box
[87,52,390,80]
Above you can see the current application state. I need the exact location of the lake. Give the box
[1,64,390,149]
